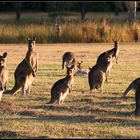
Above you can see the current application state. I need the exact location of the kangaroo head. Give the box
[66,65,75,75]
[112,39,119,48]
[0,52,7,67]
[27,36,37,50]
[77,61,83,70]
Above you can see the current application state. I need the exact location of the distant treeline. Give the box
[0,2,129,12]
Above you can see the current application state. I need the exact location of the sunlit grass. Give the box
[0,12,140,43]
[0,43,140,138]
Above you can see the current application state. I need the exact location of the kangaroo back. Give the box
[47,65,74,104]
[0,52,8,91]
[122,78,140,97]
[97,39,119,64]
[0,52,8,100]
[4,37,38,96]
[88,53,112,94]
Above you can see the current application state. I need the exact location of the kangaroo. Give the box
[62,51,77,70]
[122,78,140,98]
[47,65,75,104]
[134,89,140,116]
[122,78,140,116]
[3,37,38,96]
[97,39,120,65]
[74,61,89,76]
[0,52,8,101]
[88,52,113,96]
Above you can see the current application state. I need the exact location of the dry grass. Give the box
[0,43,140,138]
[0,12,140,43]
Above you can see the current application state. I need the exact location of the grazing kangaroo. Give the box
[122,78,140,98]
[74,61,89,76]
[62,52,77,70]
[97,39,120,65]
[122,78,140,116]
[0,52,8,101]
[4,37,38,96]
[47,65,75,104]
[134,89,140,116]
[88,52,113,96]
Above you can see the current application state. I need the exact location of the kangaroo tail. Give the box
[3,83,20,95]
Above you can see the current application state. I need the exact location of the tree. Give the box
[80,2,86,21]
[114,2,123,16]
[125,1,137,23]
[14,2,22,22]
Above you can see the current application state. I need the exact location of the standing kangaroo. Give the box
[88,52,113,96]
[62,52,77,70]
[97,39,120,64]
[47,65,75,104]
[122,78,140,116]
[4,37,38,96]
[0,52,8,101]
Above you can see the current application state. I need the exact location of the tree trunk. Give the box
[80,2,86,21]
[125,1,137,24]
[15,2,22,22]
[114,2,123,16]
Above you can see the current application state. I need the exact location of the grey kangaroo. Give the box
[122,78,140,116]
[0,52,8,101]
[97,39,120,64]
[47,65,75,104]
[88,52,113,96]
[4,37,38,96]
[62,51,77,70]
[122,78,140,98]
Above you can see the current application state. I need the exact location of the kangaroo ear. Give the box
[27,37,31,41]
[89,66,92,70]
[70,65,75,69]
[32,36,37,41]
[3,52,7,58]
[65,65,69,69]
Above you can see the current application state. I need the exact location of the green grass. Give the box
[0,43,140,138]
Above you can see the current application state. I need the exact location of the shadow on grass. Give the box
[9,112,140,128]
[27,94,135,118]
[0,130,24,138]
[0,130,49,139]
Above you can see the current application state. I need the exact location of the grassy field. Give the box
[0,43,140,138]
[0,12,140,43]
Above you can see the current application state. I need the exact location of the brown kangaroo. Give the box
[3,37,38,96]
[62,52,77,70]
[0,52,8,101]
[97,39,120,65]
[88,52,113,96]
[74,61,89,76]
[122,78,140,98]
[122,78,140,116]
[47,65,75,104]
